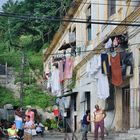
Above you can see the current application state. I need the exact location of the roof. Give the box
[43,0,83,62]
[59,41,76,51]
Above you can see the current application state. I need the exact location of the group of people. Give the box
[7,106,44,140]
[82,104,106,140]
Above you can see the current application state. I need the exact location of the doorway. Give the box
[85,92,90,111]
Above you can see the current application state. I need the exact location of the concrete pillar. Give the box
[114,88,123,131]
[130,47,140,129]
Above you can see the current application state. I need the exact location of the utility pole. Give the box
[20,51,25,106]
[5,62,8,86]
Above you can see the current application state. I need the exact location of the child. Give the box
[23,115,34,140]
[7,122,18,140]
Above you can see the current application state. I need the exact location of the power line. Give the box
[44,42,140,56]
[100,0,140,2]
[0,42,140,57]
[0,12,140,27]
[71,17,140,24]
[73,1,140,8]
[1,11,140,24]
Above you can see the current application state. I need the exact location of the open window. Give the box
[108,0,116,17]
[86,5,92,42]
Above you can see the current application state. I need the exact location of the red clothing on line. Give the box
[111,53,123,86]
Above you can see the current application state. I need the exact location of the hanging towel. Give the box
[111,53,123,86]
[51,67,61,96]
[64,57,73,79]
[101,53,111,75]
[59,60,64,83]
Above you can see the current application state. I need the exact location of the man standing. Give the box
[82,110,90,140]
[94,104,106,140]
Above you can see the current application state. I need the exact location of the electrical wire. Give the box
[73,1,140,8]
[0,12,140,27]
[0,42,140,57]
[2,11,140,24]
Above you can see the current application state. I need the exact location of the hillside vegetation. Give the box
[0,0,72,108]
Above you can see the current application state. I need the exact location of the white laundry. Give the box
[94,55,110,100]
[105,38,112,49]
[86,56,98,77]
[51,67,61,96]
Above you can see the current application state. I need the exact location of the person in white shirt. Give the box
[24,115,34,140]
[35,121,44,136]
[15,107,23,130]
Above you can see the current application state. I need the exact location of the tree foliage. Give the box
[24,85,56,109]
[0,0,72,109]
[0,86,19,107]
[0,0,72,52]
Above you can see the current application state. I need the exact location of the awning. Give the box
[57,91,78,98]
[59,41,76,51]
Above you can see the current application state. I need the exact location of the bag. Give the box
[31,129,37,136]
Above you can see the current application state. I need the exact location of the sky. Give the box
[0,0,18,10]
[0,0,9,10]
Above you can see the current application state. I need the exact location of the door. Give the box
[122,87,130,130]
[85,92,90,111]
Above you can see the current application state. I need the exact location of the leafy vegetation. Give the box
[23,84,56,109]
[0,0,72,109]
[0,86,19,107]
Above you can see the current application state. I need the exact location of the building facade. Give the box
[43,0,140,132]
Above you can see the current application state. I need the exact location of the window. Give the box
[87,24,91,41]
[86,5,92,42]
[108,0,116,17]
[69,27,76,56]
[69,27,76,43]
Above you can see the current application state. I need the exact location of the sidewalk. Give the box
[45,131,115,139]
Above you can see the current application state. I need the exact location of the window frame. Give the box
[108,0,116,18]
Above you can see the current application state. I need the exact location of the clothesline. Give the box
[45,42,140,56]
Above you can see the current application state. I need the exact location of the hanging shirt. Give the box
[51,67,61,96]
[105,38,112,49]
[86,60,92,77]
[86,56,99,78]
[59,60,64,83]
[101,53,111,75]
[64,57,73,79]
[92,55,109,100]
[111,53,123,86]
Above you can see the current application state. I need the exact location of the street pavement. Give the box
[33,132,114,140]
